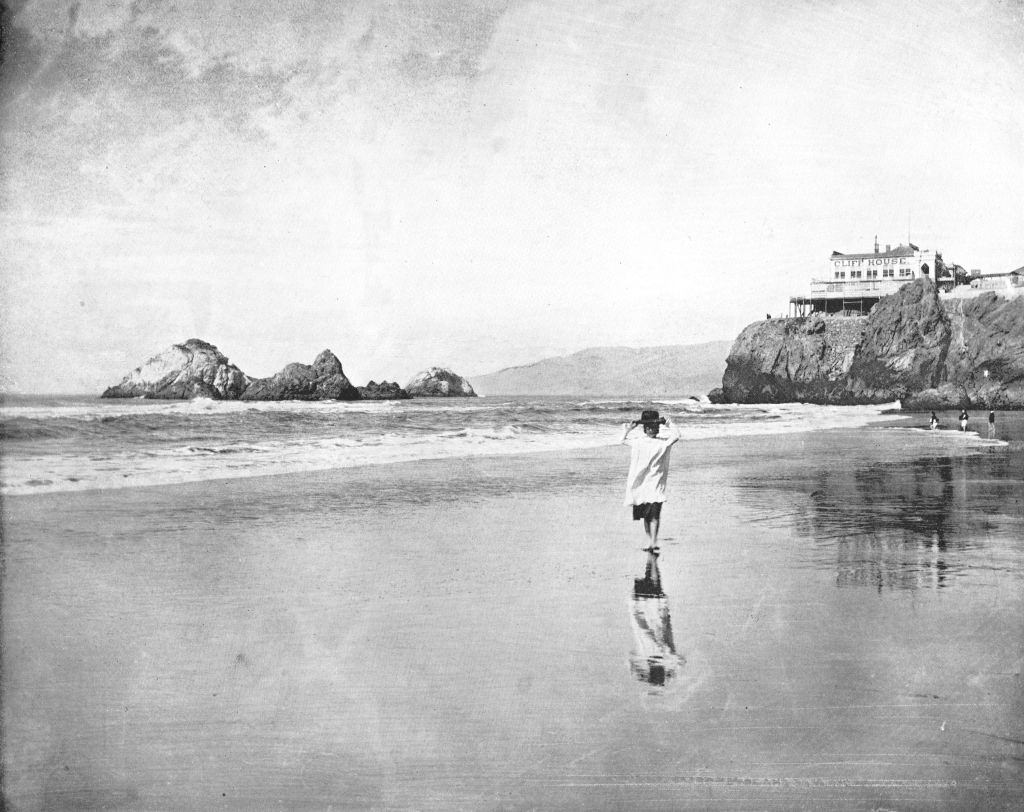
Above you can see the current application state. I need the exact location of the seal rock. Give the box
[101,339,249,399]
[404,367,477,397]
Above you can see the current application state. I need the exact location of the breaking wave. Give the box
[1,396,908,495]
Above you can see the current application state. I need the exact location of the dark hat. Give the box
[639,409,660,425]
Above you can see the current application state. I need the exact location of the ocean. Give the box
[1,395,916,496]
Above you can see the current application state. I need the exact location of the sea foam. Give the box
[0,397,963,496]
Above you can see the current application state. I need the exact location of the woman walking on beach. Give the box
[959,408,969,431]
[622,409,681,552]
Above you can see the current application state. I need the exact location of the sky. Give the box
[2,0,1023,393]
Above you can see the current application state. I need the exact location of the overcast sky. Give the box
[2,0,1022,393]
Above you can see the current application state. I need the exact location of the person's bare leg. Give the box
[649,516,660,549]
[642,518,652,549]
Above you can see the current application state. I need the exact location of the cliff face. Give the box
[722,279,1024,408]
[906,290,1024,409]
[101,339,250,399]
[722,315,866,404]
[845,278,952,403]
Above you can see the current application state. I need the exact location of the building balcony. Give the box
[804,278,911,298]
[788,277,915,316]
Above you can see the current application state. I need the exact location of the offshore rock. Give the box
[405,367,477,397]
[241,350,360,401]
[721,279,1024,408]
[101,339,249,399]
[357,380,412,400]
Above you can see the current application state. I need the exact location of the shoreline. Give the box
[5,403,992,501]
[4,417,1016,535]
[0,421,921,505]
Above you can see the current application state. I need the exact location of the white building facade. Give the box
[790,241,938,316]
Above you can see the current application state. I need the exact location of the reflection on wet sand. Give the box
[834,529,951,591]
[629,551,681,686]
[794,455,983,591]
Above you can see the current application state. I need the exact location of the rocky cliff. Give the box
[719,316,866,404]
[240,350,360,401]
[405,367,477,397]
[721,279,1024,408]
[101,339,250,399]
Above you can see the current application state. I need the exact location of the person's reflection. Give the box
[629,550,681,686]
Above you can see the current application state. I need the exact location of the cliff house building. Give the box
[789,238,937,316]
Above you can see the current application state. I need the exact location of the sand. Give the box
[2,423,1023,810]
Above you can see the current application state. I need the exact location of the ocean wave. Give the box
[2,399,911,496]
[0,425,611,495]
[186,445,270,455]
[652,395,712,405]
[0,397,424,422]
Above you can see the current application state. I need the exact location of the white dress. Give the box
[622,424,680,506]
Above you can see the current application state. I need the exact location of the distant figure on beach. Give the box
[959,409,969,431]
[989,409,996,438]
[930,411,939,430]
[622,409,681,552]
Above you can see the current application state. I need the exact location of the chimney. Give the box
[885,244,891,252]
[874,235,879,254]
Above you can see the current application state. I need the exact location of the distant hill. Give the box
[471,342,732,396]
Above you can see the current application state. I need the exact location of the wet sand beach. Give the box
[3,420,1023,809]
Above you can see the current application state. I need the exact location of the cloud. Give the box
[2,0,519,217]
[2,0,1024,392]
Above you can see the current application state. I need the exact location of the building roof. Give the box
[830,243,919,260]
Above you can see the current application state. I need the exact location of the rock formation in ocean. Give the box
[404,367,477,397]
[357,380,411,400]
[101,339,250,399]
[241,350,360,401]
[721,279,1024,408]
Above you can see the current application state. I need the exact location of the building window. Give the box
[883,269,894,278]
[851,270,862,279]
[867,269,877,278]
